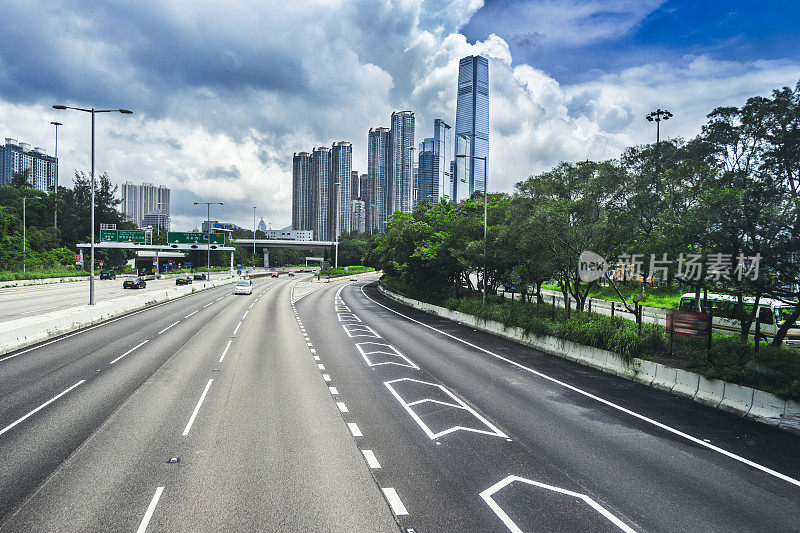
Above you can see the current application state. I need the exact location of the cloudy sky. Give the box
[1,0,798,231]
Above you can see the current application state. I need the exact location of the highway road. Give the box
[0,272,798,531]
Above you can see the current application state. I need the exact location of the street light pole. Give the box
[455,151,489,305]
[335,180,340,269]
[252,206,257,264]
[194,201,223,281]
[50,121,61,228]
[53,105,132,305]
[645,108,672,192]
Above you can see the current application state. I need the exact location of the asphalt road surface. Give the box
[1,272,799,532]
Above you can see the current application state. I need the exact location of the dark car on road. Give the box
[176,276,192,285]
[99,270,116,280]
[193,273,206,280]
[288,272,295,277]
[123,277,146,289]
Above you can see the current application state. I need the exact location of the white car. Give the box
[234,279,253,295]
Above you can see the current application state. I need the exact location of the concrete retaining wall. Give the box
[378,283,800,434]
[0,277,236,357]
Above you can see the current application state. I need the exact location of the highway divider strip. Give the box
[376,283,800,435]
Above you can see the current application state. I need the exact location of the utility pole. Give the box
[50,121,62,228]
[645,108,672,192]
[194,201,223,280]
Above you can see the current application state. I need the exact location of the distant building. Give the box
[258,217,267,232]
[292,151,311,231]
[120,181,170,228]
[351,170,360,199]
[0,138,57,192]
[455,55,489,201]
[331,141,352,236]
[368,127,390,232]
[310,146,332,241]
[390,111,415,214]
[142,212,170,233]
[418,119,452,203]
[351,199,366,233]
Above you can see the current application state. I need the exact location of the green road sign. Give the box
[167,232,225,245]
[99,229,146,243]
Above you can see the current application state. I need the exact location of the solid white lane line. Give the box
[348,422,363,437]
[337,402,349,413]
[182,379,213,436]
[323,374,331,382]
[329,386,339,394]
[0,380,85,437]
[109,340,149,365]
[361,286,800,488]
[242,310,249,319]
[135,486,165,533]
[158,321,180,335]
[362,449,381,469]
[233,322,241,335]
[382,488,408,515]
[219,340,233,363]
[184,310,198,319]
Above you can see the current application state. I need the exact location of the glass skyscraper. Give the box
[390,111,415,214]
[331,141,352,236]
[368,127,390,232]
[292,151,311,231]
[454,55,489,201]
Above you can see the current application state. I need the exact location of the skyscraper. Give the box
[417,119,452,204]
[390,111,415,214]
[120,181,170,227]
[292,151,311,230]
[310,146,331,240]
[351,170,360,200]
[455,55,489,201]
[351,199,366,233]
[331,141,352,236]
[0,138,57,192]
[258,217,267,233]
[368,127,390,232]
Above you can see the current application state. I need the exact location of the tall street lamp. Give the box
[50,121,62,228]
[252,206,257,265]
[53,105,132,306]
[645,108,672,191]
[456,148,488,305]
[194,201,223,281]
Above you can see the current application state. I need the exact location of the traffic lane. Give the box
[0,276,211,324]
[0,277,397,532]
[339,282,800,531]
[359,283,800,479]
[151,276,397,531]
[298,281,642,532]
[0,280,274,524]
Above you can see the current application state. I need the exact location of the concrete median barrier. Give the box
[633,360,659,386]
[650,366,678,391]
[719,383,754,415]
[749,390,786,423]
[694,377,725,407]
[671,370,700,399]
[0,277,236,357]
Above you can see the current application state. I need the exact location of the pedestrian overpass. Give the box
[231,239,336,268]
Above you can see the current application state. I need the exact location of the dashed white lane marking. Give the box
[317,364,325,370]
[310,349,317,354]
[242,310,249,319]
[307,342,313,347]
[362,449,382,469]
[249,303,254,309]
[135,486,165,533]
[356,342,419,369]
[109,339,149,365]
[158,321,180,335]
[0,380,85,437]
[184,310,198,319]
[219,340,233,363]
[480,476,636,533]
[323,374,331,382]
[203,302,212,308]
[314,356,320,361]
[381,488,408,516]
[233,322,242,335]
[182,379,213,436]
[336,402,349,413]
[361,286,800,488]
[329,386,339,394]
[347,422,363,437]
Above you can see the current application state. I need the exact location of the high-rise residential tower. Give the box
[367,127,390,232]
[0,138,57,192]
[390,111,415,214]
[417,119,452,204]
[331,141,352,236]
[310,146,332,240]
[120,181,170,227]
[292,151,311,231]
[351,170,360,199]
[454,55,489,201]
